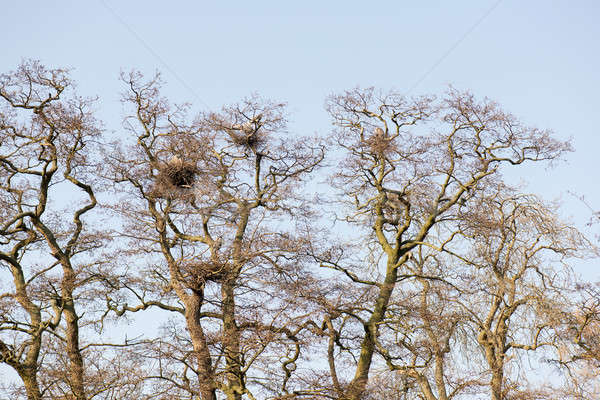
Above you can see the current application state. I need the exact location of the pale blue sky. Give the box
[2,0,599,267]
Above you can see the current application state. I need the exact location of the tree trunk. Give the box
[19,369,42,400]
[185,291,218,400]
[8,262,43,400]
[63,299,86,400]
[222,281,243,400]
[490,367,503,400]
[345,261,398,399]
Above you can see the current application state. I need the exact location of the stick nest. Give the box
[150,156,198,199]
[183,260,230,286]
[229,116,266,149]
[364,127,394,156]
[230,131,264,148]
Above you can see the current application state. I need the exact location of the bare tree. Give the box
[0,61,140,400]
[447,187,593,399]
[0,60,101,399]
[316,87,573,399]
[2,63,598,400]
[105,72,324,399]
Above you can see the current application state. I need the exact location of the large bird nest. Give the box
[228,116,267,149]
[182,260,230,287]
[230,131,264,148]
[150,156,198,199]
[364,127,394,156]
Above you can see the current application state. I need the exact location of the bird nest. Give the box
[150,156,198,199]
[182,260,230,286]
[228,117,266,149]
[364,127,394,156]
[230,131,264,148]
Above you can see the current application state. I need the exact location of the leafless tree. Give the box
[105,71,324,399]
[315,87,573,399]
[3,63,598,400]
[445,186,594,399]
[0,61,141,400]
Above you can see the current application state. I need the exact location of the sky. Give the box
[0,0,598,267]
[1,0,599,389]
[2,0,599,248]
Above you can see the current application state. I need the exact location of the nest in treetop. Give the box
[228,116,266,149]
[230,131,263,148]
[150,156,199,199]
[364,127,394,156]
[182,260,229,285]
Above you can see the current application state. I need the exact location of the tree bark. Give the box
[221,208,250,400]
[184,292,218,400]
[63,299,86,400]
[222,281,243,400]
[345,260,398,399]
[19,369,42,400]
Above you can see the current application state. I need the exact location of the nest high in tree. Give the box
[364,127,394,156]
[182,260,229,288]
[151,156,199,199]
[228,114,266,150]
